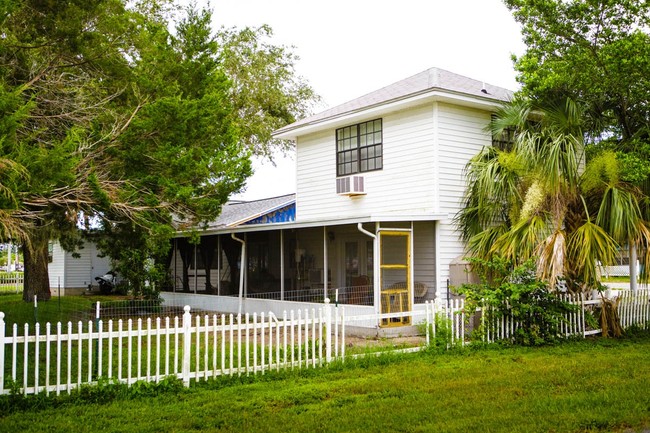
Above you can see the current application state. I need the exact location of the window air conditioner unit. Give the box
[336,175,366,196]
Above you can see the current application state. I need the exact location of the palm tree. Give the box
[457,97,649,292]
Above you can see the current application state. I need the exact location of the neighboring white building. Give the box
[48,240,112,295]
[163,67,512,326]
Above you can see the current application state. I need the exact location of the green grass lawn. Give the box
[0,294,106,329]
[1,335,649,433]
[601,276,631,283]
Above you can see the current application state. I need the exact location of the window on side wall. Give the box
[491,114,516,150]
[336,119,383,176]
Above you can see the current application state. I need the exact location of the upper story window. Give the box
[336,119,383,176]
[491,114,516,150]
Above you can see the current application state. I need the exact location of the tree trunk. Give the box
[23,233,51,302]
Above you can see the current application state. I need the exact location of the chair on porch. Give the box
[348,275,372,305]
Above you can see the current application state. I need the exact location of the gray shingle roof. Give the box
[205,193,295,229]
[275,67,513,136]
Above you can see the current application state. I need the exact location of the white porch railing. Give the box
[2,290,649,395]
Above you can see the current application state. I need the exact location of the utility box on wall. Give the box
[448,255,480,289]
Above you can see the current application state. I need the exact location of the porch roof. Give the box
[205,193,296,229]
[178,209,447,237]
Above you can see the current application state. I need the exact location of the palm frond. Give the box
[456,146,523,242]
[466,224,509,260]
[492,214,550,264]
[567,220,618,290]
[596,185,642,243]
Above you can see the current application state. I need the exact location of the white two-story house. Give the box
[164,67,512,324]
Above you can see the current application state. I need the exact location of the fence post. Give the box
[324,298,332,363]
[424,301,431,346]
[95,302,101,379]
[182,305,191,387]
[0,312,4,394]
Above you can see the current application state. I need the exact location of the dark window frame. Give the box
[491,114,516,150]
[336,119,383,177]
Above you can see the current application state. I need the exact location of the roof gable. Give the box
[274,67,513,139]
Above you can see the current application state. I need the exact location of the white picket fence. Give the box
[618,289,650,329]
[469,290,650,344]
[0,300,350,396]
[1,290,649,396]
[0,273,23,293]
[477,293,599,344]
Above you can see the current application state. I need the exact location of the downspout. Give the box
[357,223,379,318]
[231,233,246,318]
[357,222,376,239]
[323,226,328,301]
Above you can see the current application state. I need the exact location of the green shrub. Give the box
[418,313,461,350]
[456,257,578,346]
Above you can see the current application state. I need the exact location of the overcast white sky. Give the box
[200,0,527,200]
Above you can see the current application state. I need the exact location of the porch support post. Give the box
[173,238,177,293]
[323,226,328,301]
[217,235,221,296]
[434,221,442,306]
[231,233,246,318]
[280,230,285,301]
[357,222,379,317]
[193,243,197,294]
[244,233,248,298]
[410,221,415,309]
[374,222,380,317]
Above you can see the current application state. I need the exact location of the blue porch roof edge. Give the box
[242,202,296,225]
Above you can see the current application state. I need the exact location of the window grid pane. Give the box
[336,119,382,176]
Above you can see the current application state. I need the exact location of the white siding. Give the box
[435,103,492,300]
[48,242,66,289]
[413,221,436,302]
[295,101,492,302]
[296,104,436,221]
[48,241,112,291]
[89,243,111,283]
[64,242,108,289]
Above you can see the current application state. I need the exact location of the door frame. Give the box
[378,228,412,326]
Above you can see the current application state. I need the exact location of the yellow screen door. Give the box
[379,230,411,327]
